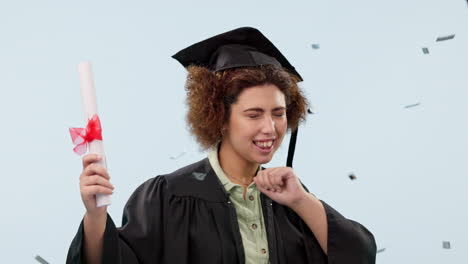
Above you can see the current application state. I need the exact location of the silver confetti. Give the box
[170,150,187,160]
[35,255,49,264]
[192,172,207,181]
[436,34,455,42]
[442,241,451,249]
[377,248,386,253]
[422,47,429,54]
[404,102,421,109]
[311,44,320,49]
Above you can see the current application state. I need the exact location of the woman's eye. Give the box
[274,113,285,117]
[248,115,259,119]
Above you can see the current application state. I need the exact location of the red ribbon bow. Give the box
[69,114,103,155]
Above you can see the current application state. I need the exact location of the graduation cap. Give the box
[172,27,303,81]
[172,27,304,167]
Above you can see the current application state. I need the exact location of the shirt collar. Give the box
[207,142,259,193]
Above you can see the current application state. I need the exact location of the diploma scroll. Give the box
[78,61,112,207]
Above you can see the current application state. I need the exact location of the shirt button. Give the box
[261,248,267,254]
[249,195,254,201]
[251,223,257,230]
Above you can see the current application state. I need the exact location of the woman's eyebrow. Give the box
[243,106,286,112]
[272,107,287,111]
[243,108,264,112]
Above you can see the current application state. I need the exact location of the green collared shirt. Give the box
[208,146,269,264]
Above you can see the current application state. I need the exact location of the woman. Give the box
[67,27,376,264]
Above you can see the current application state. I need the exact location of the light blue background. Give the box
[0,0,467,263]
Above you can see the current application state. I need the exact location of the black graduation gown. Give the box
[67,158,376,264]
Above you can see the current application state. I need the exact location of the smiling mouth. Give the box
[253,139,275,149]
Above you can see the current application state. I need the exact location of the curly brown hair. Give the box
[185,64,308,150]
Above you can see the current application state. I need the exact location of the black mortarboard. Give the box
[172,27,303,167]
[172,27,303,81]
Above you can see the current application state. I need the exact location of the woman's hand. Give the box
[253,167,308,209]
[80,154,114,216]
[255,167,329,253]
[79,154,113,264]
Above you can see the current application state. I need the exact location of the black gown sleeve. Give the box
[66,176,167,264]
[298,183,376,263]
[323,201,376,263]
[300,200,377,264]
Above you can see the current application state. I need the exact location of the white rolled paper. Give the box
[78,61,112,207]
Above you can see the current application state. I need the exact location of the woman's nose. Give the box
[260,116,275,134]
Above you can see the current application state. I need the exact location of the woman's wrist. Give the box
[85,207,107,224]
[290,193,320,214]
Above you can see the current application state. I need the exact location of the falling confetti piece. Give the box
[311,44,320,49]
[377,248,386,253]
[192,172,207,181]
[307,108,314,114]
[170,150,187,160]
[349,173,357,181]
[436,34,455,42]
[404,102,421,109]
[442,241,451,249]
[422,47,429,54]
[35,255,49,264]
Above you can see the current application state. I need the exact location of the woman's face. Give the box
[222,83,288,165]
